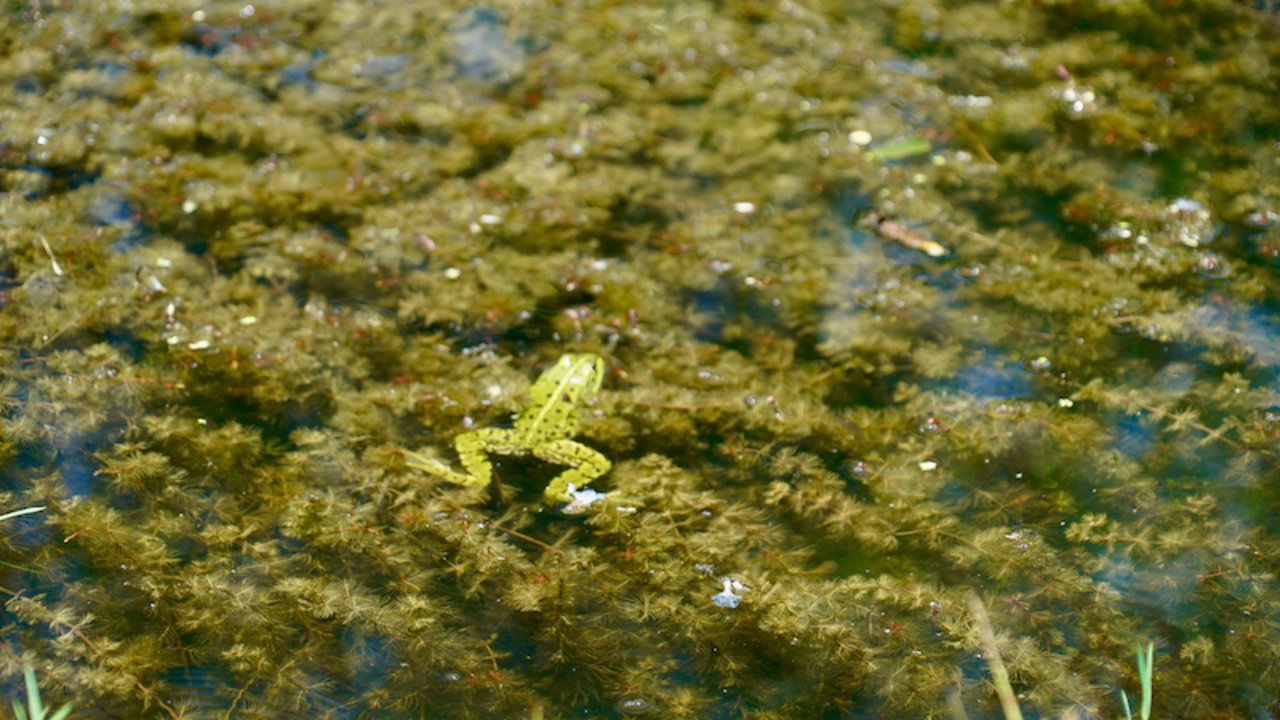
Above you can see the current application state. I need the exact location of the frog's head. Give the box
[549,353,605,404]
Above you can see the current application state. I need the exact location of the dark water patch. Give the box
[353,54,410,83]
[83,187,152,254]
[177,354,335,442]
[684,274,794,355]
[448,7,528,84]
[0,507,56,553]
[85,191,136,226]
[70,61,132,102]
[1237,464,1280,535]
[822,368,904,410]
[58,664,352,720]
[489,287,599,349]
[829,181,876,225]
[11,74,46,95]
[1110,410,1157,461]
[7,162,101,201]
[181,22,246,57]
[922,357,1034,401]
[274,49,326,93]
[336,627,397,700]
[95,327,146,363]
[16,420,128,499]
[59,447,101,498]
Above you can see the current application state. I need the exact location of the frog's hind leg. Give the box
[455,427,522,486]
[404,448,468,482]
[406,428,517,488]
[534,439,612,502]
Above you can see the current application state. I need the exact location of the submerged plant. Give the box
[0,0,1276,717]
[0,507,44,524]
[1120,643,1156,720]
[8,666,72,720]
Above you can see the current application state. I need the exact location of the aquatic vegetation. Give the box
[8,665,72,720]
[967,592,1025,720]
[0,507,45,524]
[1120,643,1156,720]
[0,0,1277,718]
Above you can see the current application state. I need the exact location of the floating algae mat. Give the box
[1,1,1278,717]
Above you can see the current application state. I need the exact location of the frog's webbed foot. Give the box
[535,439,612,503]
[559,484,643,515]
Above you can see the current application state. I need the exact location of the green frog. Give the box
[405,353,612,504]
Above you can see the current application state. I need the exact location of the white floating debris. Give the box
[187,340,211,351]
[711,577,748,609]
[239,316,258,326]
[1165,198,1216,247]
[949,95,994,109]
[1244,210,1277,227]
[848,129,873,146]
[562,484,610,515]
[1055,83,1098,114]
[443,267,462,280]
[1058,398,1075,408]
[919,460,938,472]
[732,201,757,215]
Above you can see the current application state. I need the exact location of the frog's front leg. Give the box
[406,427,520,487]
[534,439,612,502]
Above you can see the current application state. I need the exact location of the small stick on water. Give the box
[38,236,64,276]
[864,212,948,257]
[967,590,1024,720]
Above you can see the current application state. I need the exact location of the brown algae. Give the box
[1,1,1278,718]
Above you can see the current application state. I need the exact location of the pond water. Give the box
[1,1,1278,718]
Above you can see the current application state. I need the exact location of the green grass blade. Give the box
[22,665,43,719]
[0,506,46,523]
[865,137,931,161]
[1137,643,1154,720]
